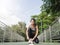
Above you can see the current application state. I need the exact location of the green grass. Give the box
[0,42,60,45]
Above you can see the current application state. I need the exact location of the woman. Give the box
[26,18,39,44]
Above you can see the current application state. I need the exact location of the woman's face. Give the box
[30,20,35,25]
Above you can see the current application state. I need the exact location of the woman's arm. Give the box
[26,26,29,40]
[32,25,38,40]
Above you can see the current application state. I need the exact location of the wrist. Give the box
[32,38,35,40]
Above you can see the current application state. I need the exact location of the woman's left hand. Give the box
[30,38,34,41]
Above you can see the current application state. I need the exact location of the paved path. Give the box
[0,42,60,45]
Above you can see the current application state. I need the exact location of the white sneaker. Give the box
[28,40,34,45]
[28,40,33,44]
[29,43,34,45]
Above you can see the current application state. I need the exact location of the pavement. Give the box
[0,42,60,45]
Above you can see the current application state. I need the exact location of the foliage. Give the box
[41,0,60,16]
[31,11,56,34]
[11,22,26,37]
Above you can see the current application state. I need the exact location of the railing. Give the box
[0,21,25,42]
[38,17,60,42]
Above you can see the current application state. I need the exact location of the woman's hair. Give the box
[30,18,36,26]
[30,18,36,22]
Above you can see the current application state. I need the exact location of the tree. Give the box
[31,11,55,34]
[41,0,60,16]
[11,22,26,37]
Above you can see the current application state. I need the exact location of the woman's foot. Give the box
[28,39,34,45]
[28,40,33,44]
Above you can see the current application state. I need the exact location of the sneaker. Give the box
[28,40,34,45]
[29,43,34,45]
[28,40,33,44]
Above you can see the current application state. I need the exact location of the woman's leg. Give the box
[33,37,39,44]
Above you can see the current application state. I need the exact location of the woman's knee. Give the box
[34,38,39,43]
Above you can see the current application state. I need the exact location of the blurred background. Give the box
[0,0,60,44]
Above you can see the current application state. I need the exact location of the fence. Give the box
[0,21,25,42]
[38,17,60,42]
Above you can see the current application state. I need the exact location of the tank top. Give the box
[28,26,36,38]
